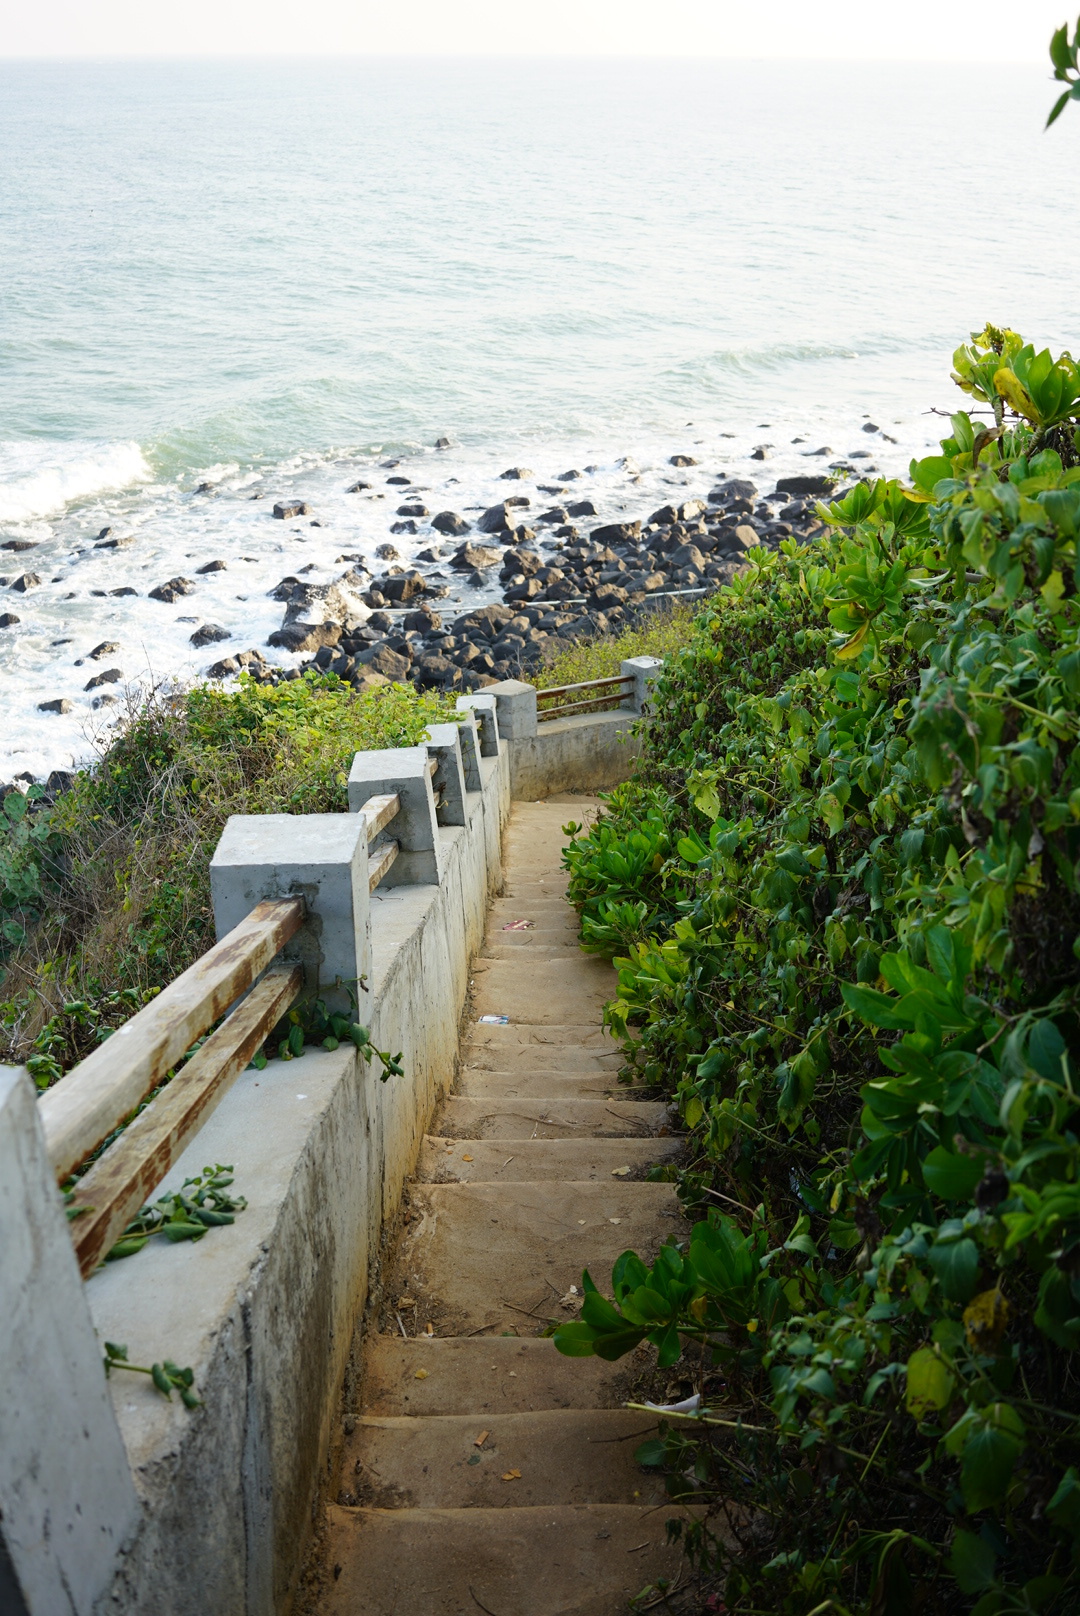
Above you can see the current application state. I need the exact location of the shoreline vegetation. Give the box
[552,324,1080,1613]
[0,452,834,1079]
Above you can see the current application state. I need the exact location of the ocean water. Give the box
[1,56,1078,777]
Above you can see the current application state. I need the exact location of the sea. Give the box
[1,55,1077,779]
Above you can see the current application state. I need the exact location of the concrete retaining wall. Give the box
[511,710,641,798]
[1,705,645,1616]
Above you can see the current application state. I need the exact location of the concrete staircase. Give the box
[321,800,689,1616]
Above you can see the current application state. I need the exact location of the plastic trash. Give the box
[640,1392,702,1415]
[501,919,534,930]
[478,1014,510,1024]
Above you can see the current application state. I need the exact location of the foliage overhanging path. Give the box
[552,322,1080,1615]
[317,801,699,1615]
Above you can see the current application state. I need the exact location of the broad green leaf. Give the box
[928,1237,980,1303]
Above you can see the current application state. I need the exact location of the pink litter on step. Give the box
[501,919,534,930]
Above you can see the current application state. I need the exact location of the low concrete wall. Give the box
[2,709,644,1616]
[90,748,510,1616]
[511,709,641,798]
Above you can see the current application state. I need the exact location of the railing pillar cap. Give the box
[347,747,443,886]
[210,813,372,1010]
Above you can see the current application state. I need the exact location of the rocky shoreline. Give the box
[207,465,836,697]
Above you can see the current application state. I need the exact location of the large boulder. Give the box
[273,500,310,519]
[432,511,470,536]
[499,467,533,480]
[775,474,836,498]
[396,503,428,518]
[190,623,231,647]
[149,577,194,603]
[591,521,641,545]
[477,503,515,534]
[268,620,343,654]
[359,643,411,681]
[450,544,503,571]
[380,570,427,604]
[708,479,758,504]
[567,499,597,518]
[84,667,123,691]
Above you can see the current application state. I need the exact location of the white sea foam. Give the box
[0,410,941,782]
[0,440,151,525]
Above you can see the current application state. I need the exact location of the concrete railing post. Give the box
[210,815,373,1012]
[456,692,500,757]
[486,678,537,739]
[453,711,483,791]
[0,1065,138,1616]
[621,656,664,714]
[347,746,443,887]
[423,723,468,825]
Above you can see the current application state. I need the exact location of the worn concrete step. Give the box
[502,879,572,903]
[418,1136,682,1183]
[435,1096,670,1140]
[488,896,581,928]
[360,1335,641,1417]
[346,1409,666,1510]
[465,1022,619,1051]
[321,1503,688,1616]
[461,1046,623,1079]
[454,1068,647,1098]
[399,1180,684,1332]
[481,939,586,958]
[471,956,615,1025]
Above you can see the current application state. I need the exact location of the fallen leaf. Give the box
[502,1469,521,1481]
[397,1296,415,1308]
[462,1154,474,1162]
[414,1369,429,1380]
[609,1217,622,1225]
[611,1166,631,1177]
[474,1430,490,1447]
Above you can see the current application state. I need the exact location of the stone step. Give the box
[399,1180,684,1332]
[436,1096,670,1140]
[345,1409,666,1510]
[465,1022,619,1051]
[487,897,582,929]
[418,1136,682,1183]
[321,1503,688,1616]
[360,1335,640,1417]
[454,1068,648,1098]
[481,939,585,959]
[461,1051,623,1082]
[471,956,615,1025]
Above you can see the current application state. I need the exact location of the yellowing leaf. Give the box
[502,1469,521,1480]
[414,1368,429,1380]
[835,620,870,660]
[684,1095,704,1128]
[963,1287,1011,1352]
[993,366,1036,422]
[905,1346,955,1417]
[611,1165,631,1177]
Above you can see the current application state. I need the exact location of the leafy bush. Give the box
[556,327,1080,1612]
[1,673,454,1081]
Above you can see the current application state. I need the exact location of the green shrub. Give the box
[556,327,1080,1613]
[1,673,454,1081]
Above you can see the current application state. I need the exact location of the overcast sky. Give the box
[0,0,1070,60]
